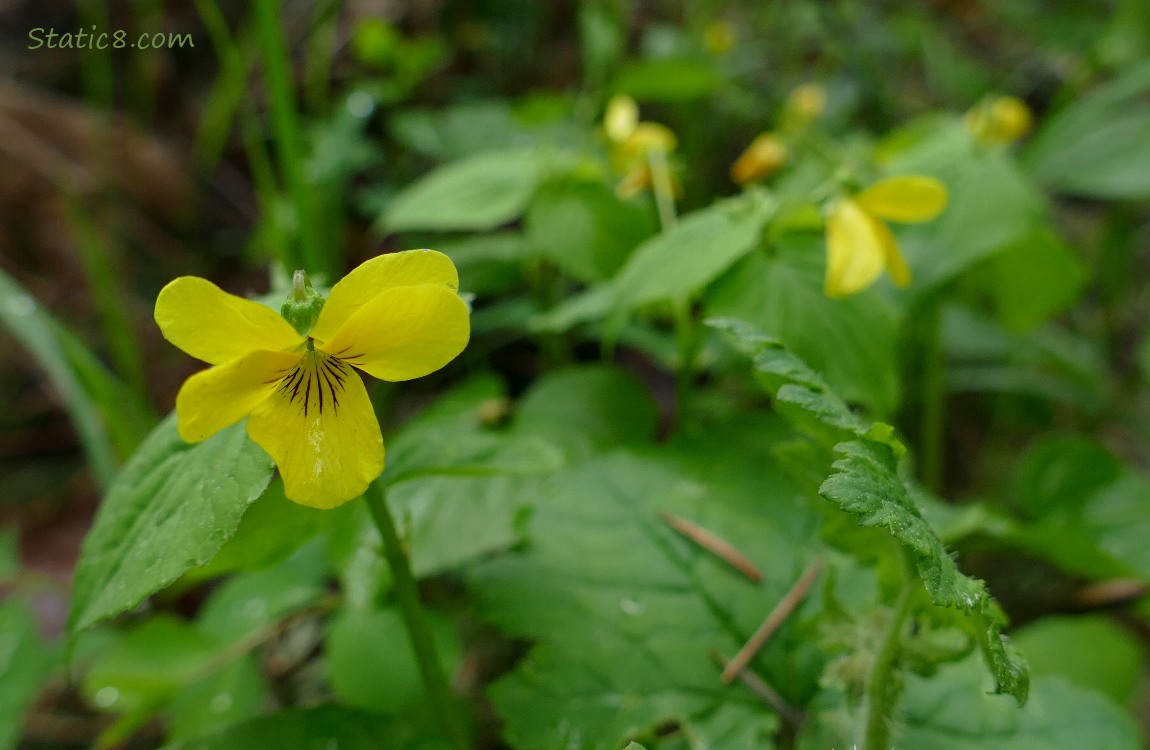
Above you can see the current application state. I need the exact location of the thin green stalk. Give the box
[673,295,699,430]
[239,107,290,265]
[77,0,114,110]
[646,146,678,232]
[920,299,945,494]
[862,570,916,750]
[193,0,258,168]
[253,0,330,277]
[363,482,470,750]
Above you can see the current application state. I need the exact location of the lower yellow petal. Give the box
[155,277,302,365]
[246,351,384,509]
[309,250,460,344]
[856,176,948,223]
[319,284,470,382]
[175,349,300,443]
[824,198,887,298]
[872,219,912,288]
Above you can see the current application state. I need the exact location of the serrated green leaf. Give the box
[470,441,819,750]
[382,147,542,232]
[69,415,274,634]
[611,193,774,310]
[0,601,56,750]
[706,241,902,416]
[820,439,1028,703]
[159,706,423,750]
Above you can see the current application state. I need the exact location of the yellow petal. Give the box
[856,176,948,223]
[175,349,300,443]
[309,250,460,344]
[155,277,301,365]
[604,94,639,142]
[871,218,912,288]
[824,198,887,298]
[246,351,384,508]
[320,284,470,382]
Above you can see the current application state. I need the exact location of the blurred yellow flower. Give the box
[964,95,1033,146]
[602,96,679,200]
[731,132,789,184]
[824,176,948,298]
[782,83,827,131]
[154,250,470,508]
[704,20,736,55]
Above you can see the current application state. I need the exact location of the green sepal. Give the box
[280,271,326,336]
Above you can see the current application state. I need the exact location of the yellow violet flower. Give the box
[824,176,948,298]
[604,94,639,143]
[731,132,789,185]
[154,250,470,509]
[601,95,679,200]
[782,83,827,131]
[964,95,1033,146]
[704,20,736,55]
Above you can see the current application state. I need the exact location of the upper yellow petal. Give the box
[246,351,384,509]
[856,176,948,224]
[175,349,300,443]
[155,277,302,365]
[309,250,460,344]
[825,198,888,299]
[319,284,470,382]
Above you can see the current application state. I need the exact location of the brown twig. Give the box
[721,557,823,682]
[709,650,805,728]
[659,512,763,582]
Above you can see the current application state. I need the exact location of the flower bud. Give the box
[731,132,789,184]
[280,270,326,336]
[604,94,639,143]
[964,95,1033,146]
[782,83,826,131]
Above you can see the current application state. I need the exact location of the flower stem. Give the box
[363,482,470,750]
[919,298,945,494]
[646,146,678,232]
[862,559,916,750]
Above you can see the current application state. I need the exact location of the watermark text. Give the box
[28,27,194,50]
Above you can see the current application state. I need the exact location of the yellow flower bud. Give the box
[782,83,826,130]
[730,132,789,185]
[604,94,639,142]
[704,20,736,55]
[964,95,1034,146]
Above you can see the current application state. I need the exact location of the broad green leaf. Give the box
[820,440,1027,703]
[612,192,775,310]
[188,480,331,582]
[512,365,659,458]
[159,706,425,750]
[82,616,225,714]
[981,228,1088,331]
[389,101,530,160]
[437,232,530,297]
[69,415,274,634]
[0,601,56,750]
[382,147,543,232]
[470,439,820,750]
[166,656,266,743]
[526,180,656,281]
[706,239,902,416]
[1024,61,1150,199]
[612,58,724,101]
[326,604,461,714]
[1013,615,1144,705]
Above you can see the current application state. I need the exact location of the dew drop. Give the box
[6,294,35,317]
[346,91,374,118]
[619,597,644,616]
[209,692,233,713]
[243,599,267,619]
[93,686,119,708]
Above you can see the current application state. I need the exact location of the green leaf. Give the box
[0,601,56,750]
[512,365,659,458]
[159,706,423,750]
[981,228,1088,331]
[69,415,275,634]
[437,232,530,297]
[326,604,461,714]
[82,616,225,714]
[1025,60,1150,199]
[389,101,530,160]
[1013,615,1144,705]
[526,180,656,281]
[819,440,1028,703]
[470,441,819,750]
[612,58,724,101]
[166,656,265,743]
[196,554,327,646]
[382,147,543,232]
[612,192,774,310]
[706,239,902,416]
